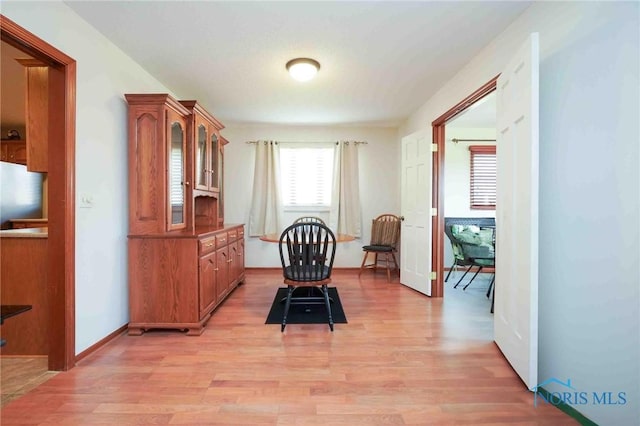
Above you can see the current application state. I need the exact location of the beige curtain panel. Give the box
[329,141,362,237]
[249,141,283,236]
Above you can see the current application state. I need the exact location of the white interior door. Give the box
[400,129,432,296]
[494,33,539,389]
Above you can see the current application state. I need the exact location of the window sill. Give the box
[283,206,330,213]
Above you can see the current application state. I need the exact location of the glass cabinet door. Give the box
[195,124,208,190]
[210,132,219,191]
[168,121,185,228]
[217,146,224,223]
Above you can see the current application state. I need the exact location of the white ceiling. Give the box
[65,1,529,126]
[448,91,496,129]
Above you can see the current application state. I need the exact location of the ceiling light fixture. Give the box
[286,58,320,82]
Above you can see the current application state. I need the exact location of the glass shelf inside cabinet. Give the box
[196,124,207,190]
[169,122,185,227]
[218,147,224,223]
[211,133,219,191]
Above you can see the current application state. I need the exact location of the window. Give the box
[469,145,496,210]
[279,146,334,208]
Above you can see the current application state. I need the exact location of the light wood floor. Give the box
[0,269,575,425]
[1,356,57,408]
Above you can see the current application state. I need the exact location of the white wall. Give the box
[443,127,496,266]
[2,2,178,354]
[401,2,639,425]
[222,124,399,268]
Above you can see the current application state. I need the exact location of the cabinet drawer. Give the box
[227,229,238,242]
[215,233,228,248]
[199,236,216,255]
[238,227,245,240]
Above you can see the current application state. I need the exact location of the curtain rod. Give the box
[450,138,496,144]
[245,140,367,145]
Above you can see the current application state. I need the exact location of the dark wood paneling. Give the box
[0,237,48,355]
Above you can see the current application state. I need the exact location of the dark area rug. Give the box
[265,287,347,325]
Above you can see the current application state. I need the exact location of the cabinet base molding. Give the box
[127,315,211,336]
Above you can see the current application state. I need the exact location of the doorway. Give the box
[430,76,498,298]
[1,15,76,371]
[441,92,497,307]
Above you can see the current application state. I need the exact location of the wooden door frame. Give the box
[430,76,498,297]
[1,15,76,370]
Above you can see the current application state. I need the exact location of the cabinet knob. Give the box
[183,181,190,186]
[214,268,219,271]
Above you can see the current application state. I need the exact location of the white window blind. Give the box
[469,145,496,210]
[280,146,334,207]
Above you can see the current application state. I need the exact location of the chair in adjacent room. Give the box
[293,216,326,225]
[278,222,337,332]
[444,222,479,284]
[456,234,495,290]
[359,214,401,282]
[446,222,495,290]
[444,226,471,284]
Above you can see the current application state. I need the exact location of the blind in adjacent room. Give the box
[469,145,496,210]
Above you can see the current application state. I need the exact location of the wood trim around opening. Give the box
[1,14,76,371]
[75,325,127,365]
[430,75,499,298]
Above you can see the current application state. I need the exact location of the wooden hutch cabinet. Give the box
[125,94,244,336]
[1,140,27,165]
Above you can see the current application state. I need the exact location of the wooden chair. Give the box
[278,222,337,331]
[293,216,326,225]
[359,214,401,282]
